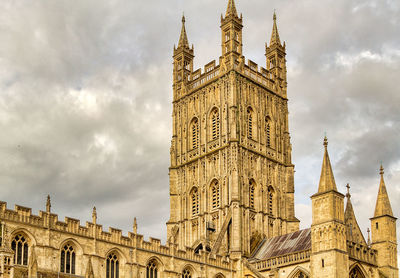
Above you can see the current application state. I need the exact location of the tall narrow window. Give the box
[211,109,220,140]
[249,180,255,209]
[266,117,271,147]
[211,181,220,209]
[106,253,119,278]
[191,188,200,216]
[247,108,253,139]
[182,269,192,278]
[146,260,158,278]
[60,244,76,274]
[268,187,274,216]
[11,234,28,266]
[191,118,199,149]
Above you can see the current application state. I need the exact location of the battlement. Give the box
[0,200,232,270]
[182,57,282,99]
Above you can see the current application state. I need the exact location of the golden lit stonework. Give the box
[0,1,397,277]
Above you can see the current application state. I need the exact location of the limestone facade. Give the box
[0,0,398,277]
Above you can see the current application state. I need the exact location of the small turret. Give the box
[46,195,51,213]
[310,137,348,278]
[370,165,398,277]
[220,0,243,66]
[266,12,287,95]
[173,15,194,98]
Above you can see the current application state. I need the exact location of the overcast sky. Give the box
[0,0,399,261]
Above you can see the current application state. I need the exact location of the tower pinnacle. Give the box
[178,14,190,49]
[317,137,338,193]
[374,165,394,218]
[270,11,281,46]
[225,0,238,18]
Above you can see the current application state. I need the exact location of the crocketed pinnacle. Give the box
[317,137,338,193]
[373,165,394,218]
[225,0,238,18]
[270,11,281,46]
[178,15,190,49]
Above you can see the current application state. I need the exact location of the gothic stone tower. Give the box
[167,0,299,259]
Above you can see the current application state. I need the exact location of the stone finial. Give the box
[133,217,138,234]
[92,207,97,225]
[46,195,51,213]
[367,228,371,246]
[346,183,351,199]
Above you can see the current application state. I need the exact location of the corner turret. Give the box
[370,165,398,278]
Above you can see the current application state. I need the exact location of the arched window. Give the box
[268,187,274,216]
[191,188,200,216]
[249,180,255,209]
[106,252,119,278]
[190,118,199,149]
[211,180,220,210]
[295,272,309,278]
[182,268,192,278]
[247,108,253,139]
[60,243,76,274]
[11,234,29,265]
[265,117,271,147]
[350,266,366,278]
[146,260,158,278]
[211,108,220,140]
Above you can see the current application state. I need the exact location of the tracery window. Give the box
[191,188,200,216]
[60,244,76,274]
[211,108,220,140]
[295,272,308,278]
[106,252,119,278]
[249,180,255,209]
[211,180,220,210]
[247,108,253,139]
[11,234,28,265]
[191,118,199,149]
[350,267,365,278]
[268,187,274,216]
[182,269,192,278]
[146,260,158,278]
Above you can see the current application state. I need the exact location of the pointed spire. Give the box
[46,195,51,213]
[373,165,394,218]
[317,137,338,193]
[270,11,281,46]
[178,14,190,49]
[345,184,367,244]
[225,0,238,18]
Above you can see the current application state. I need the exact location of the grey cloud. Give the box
[0,0,399,259]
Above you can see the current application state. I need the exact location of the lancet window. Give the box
[247,108,253,139]
[146,260,158,278]
[11,234,28,266]
[350,267,365,278]
[211,108,220,140]
[249,180,255,209]
[191,118,199,149]
[106,253,119,278]
[268,187,274,216]
[266,117,271,147]
[60,244,76,274]
[211,180,220,210]
[191,188,200,216]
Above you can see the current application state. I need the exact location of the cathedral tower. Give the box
[370,166,399,278]
[310,138,349,277]
[167,0,299,259]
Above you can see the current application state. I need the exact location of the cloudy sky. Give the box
[0,0,399,260]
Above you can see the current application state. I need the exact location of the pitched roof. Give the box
[250,229,311,261]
